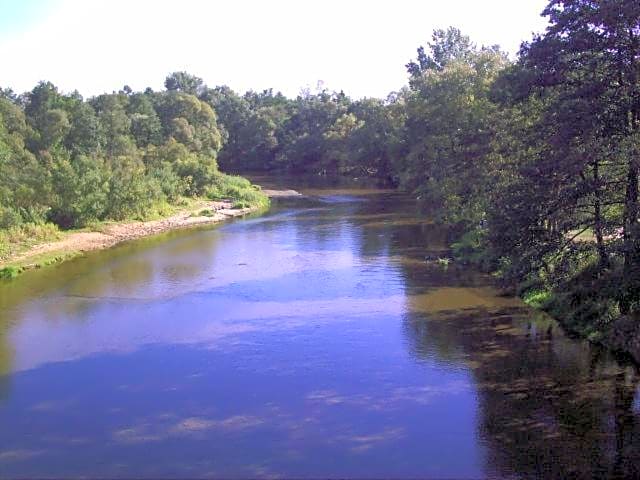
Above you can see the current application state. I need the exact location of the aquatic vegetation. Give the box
[0,266,22,279]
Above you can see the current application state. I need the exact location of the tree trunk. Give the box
[621,157,639,315]
[593,161,608,270]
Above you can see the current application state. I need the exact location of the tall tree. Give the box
[522,0,640,312]
[164,71,205,96]
[403,31,508,224]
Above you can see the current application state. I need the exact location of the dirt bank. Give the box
[1,189,300,273]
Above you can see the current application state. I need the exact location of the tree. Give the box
[402,32,508,224]
[64,101,102,155]
[348,96,406,181]
[522,0,640,313]
[0,106,47,226]
[406,27,475,78]
[164,71,205,96]
[128,93,162,147]
[93,94,134,157]
[48,151,110,228]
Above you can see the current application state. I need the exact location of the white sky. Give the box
[0,0,550,98]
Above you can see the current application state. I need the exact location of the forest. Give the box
[1,0,639,342]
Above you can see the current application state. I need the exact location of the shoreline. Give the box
[0,189,301,278]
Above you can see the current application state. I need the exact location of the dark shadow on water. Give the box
[403,303,640,479]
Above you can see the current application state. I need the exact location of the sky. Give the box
[0,0,550,99]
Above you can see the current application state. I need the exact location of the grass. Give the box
[0,222,61,263]
[566,227,596,243]
[0,266,22,279]
[0,250,77,282]
[189,208,217,218]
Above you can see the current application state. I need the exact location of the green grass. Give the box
[0,266,22,279]
[0,222,61,262]
[189,208,217,218]
[0,250,75,282]
[566,227,596,243]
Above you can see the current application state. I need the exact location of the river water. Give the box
[0,178,639,479]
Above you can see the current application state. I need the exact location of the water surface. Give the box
[0,178,639,478]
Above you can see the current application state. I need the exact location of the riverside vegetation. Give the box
[2,0,640,356]
[0,72,269,276]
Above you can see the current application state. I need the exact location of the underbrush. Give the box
[0,174,268,281]
[451,227,494,270]
[522,289,552,309]
[449,225,624,344]
[0,222,61,262]
[206,174,270,209]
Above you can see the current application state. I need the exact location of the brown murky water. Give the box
[0,177,638,479]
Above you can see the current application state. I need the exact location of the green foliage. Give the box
[0,73,265,241]
[0,222,60,261]
[164,72,204,96]
[106,156,165,220]
[3,6,640,344]
[206,174,269,209]
[406,27,477,77]
[522,289,552,309]
[0,266,22,280]
[450,228,494,270]
[207,85,406,178]
[48,152,110,228]
[401,45,508,224]
[195,209,215,217]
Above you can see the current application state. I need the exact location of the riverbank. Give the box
[0,200,253,278]
[0,189,299,280]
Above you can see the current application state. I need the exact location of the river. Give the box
[0,177,638,479]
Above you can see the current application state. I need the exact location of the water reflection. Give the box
[0,177,638,478]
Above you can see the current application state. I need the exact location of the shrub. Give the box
[0,266,22,279]
[206,174,269,209]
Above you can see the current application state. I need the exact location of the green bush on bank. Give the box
[451,227,494,270]
[207,174,270,209]
[522,289,552,309]
[0,266,22,279]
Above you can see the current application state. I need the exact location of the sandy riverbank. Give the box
[1,189,301,274]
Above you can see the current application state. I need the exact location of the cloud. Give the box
[113,414,265,444]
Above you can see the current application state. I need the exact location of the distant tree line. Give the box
[1,0,639,332]
[209,0,640,333]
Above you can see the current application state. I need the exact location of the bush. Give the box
[522,289,552,308]
[0,206,22,229]
[206,174,269,209]
[106,156,166,220]
[0,266,22,279]
[48,154,110,228]
[451,227,495,271]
